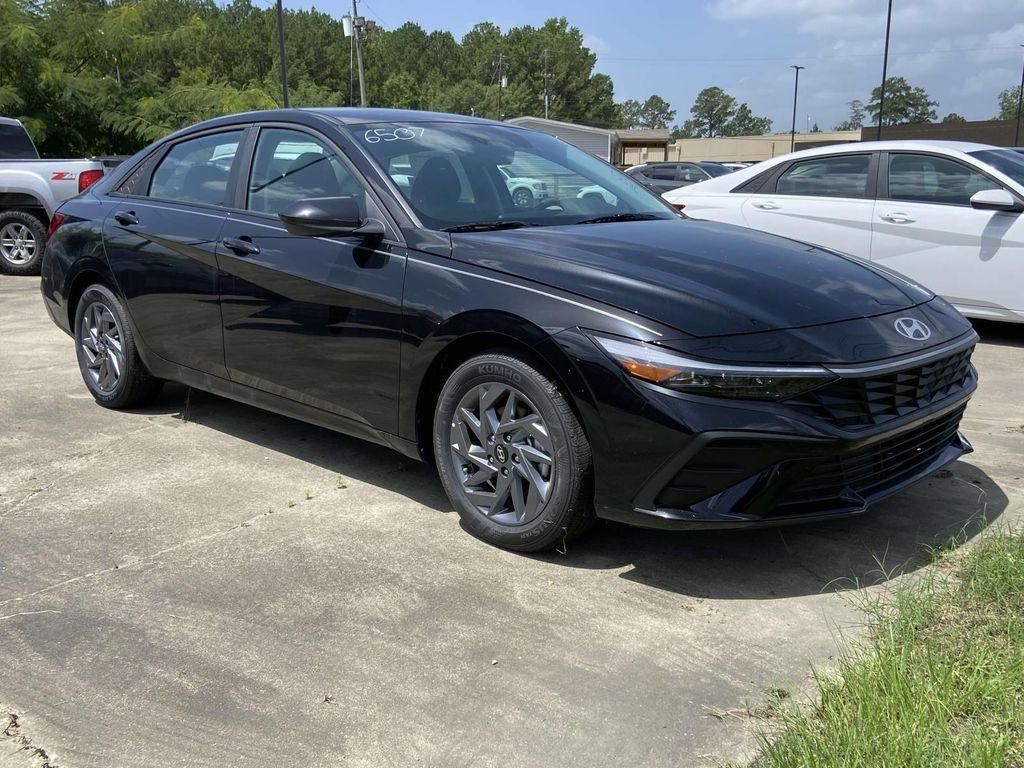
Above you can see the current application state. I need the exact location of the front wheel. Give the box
[433,352,593,552]
[0,210,46,276]
[511,187,534,207]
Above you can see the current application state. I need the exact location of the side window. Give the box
[648,166,676,180]
[887,153,1000,207]
[678,165,706,183]
[247,128,364,216]
[775,154,871,199]
[148,131,243,206]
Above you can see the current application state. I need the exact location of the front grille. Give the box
[786,346,974,430]
[778,404,966,508]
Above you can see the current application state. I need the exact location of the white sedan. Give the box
[663,140,1024,324]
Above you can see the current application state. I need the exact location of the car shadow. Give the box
[971,319,1024,348]
[535,458,1005,599]
[130,383,1007,601]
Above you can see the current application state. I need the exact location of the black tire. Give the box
[433,351,594,552]
[511,187,534,207]
[0,209,47,276]
[73,284,163,408]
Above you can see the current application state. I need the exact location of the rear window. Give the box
[775,154,871,199]
[0,122,38,159]
[148,131,243,206]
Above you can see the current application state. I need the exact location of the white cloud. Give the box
[706,0,1023,128]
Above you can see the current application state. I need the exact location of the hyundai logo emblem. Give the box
[894,317,932,341]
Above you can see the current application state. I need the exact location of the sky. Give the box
[289,0,1024,131]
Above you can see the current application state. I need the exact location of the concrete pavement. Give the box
[2,275,1021,767]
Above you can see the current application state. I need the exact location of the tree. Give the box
[834,99,867,131]
[616,94,675,129]
[672,87,770,138]
[809,122,822,133]
[997,85,1022,120]
[0,5,622,155]
[941,112,967,123]
[867,76,938,126]
[724,103,771,136]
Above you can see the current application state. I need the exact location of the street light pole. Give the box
[1014,44,1024,146]
[276,0,289,107]
[876,0,894,140]
[789,65,804,152]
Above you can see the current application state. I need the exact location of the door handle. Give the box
[221,237,260,256]
[880,212,914,223]
[752,201,780,210]
[114,211,139,226]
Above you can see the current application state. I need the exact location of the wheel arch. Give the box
[409,310,597,464]
[65,262,116,330]
[0,192,49,222]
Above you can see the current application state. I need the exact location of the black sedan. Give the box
[40,109,978,552]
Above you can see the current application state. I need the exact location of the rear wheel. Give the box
[433,352,593,552]
[74,284,163,408]
[0,210,46,276]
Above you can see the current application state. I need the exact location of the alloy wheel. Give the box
[79,301,125,394]
[512,188,533,207]
[0,223,37,265]
[450,382,555,526]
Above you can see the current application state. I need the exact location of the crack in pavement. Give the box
[0,502,304,611]
[0,422,163,519]
[2,710,59,768]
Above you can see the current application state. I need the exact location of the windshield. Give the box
[969,149,1024,187]
[349,121,677,230]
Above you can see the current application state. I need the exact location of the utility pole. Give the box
[352,0,367,106]
[789,65,804,152]
[276,0,289,107]
[495,52,505,120]
[543,49,550,119]
[876,0,894,140]
[1015,44,1024,146]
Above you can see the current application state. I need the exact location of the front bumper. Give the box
[557,328,978,531]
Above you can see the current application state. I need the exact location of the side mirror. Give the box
[969,188,1023,213]
[278,196,385,237]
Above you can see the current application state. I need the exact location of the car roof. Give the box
[666,138,1008,197]
[787,139,997,157]
[0,116,23,127]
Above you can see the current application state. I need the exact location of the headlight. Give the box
[592,335,837,400]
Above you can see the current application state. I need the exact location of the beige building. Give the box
[660,131,861,165]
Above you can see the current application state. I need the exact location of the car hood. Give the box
[450,218,928,338]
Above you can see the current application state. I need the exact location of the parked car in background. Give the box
[498,165,549,207]
[0,117,108,275]
[722,162,756,171]
[696,161,734,177]
[664,140,1024,324]
[626,161,711,193]
[42,109,978,553]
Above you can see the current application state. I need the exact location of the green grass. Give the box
[750,530,1024,768]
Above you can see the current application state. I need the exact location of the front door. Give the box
[870,151,1024,318]
[217,126,406,434]
[103,128,245,377]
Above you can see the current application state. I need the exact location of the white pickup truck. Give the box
[0,117,110,275]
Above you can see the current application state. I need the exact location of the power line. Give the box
[597,44,1024,64]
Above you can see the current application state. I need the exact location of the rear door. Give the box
[870,151,1024,317]
[740,152,876,257]
[103,128,247,377]
[217,125,406,434]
